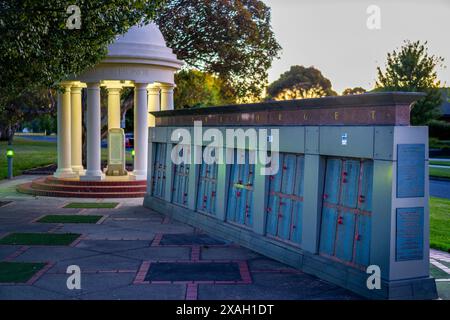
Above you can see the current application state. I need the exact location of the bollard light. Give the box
[6,148,14,179]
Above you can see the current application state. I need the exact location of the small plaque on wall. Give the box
[396,207,424,261]
[397,144,425,198]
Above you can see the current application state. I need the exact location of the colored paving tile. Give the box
[0,262,46,283]
[37,215,102,224]
[159,234,227,246]
[63,202,118,209]
[145,262,242,282]
[0,233,81,246]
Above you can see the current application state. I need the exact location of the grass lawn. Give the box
[0,137,134,181]
[37,215,103,224]
[0,233,81,246]
[63,202,119,209]
[430,197,450,252]
[0,262,46,283]
[429,167,450,179]
[0,137,57,180]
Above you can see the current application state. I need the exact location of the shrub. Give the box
[428,120,450,140]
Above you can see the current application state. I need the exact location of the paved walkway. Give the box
[0,178,360,300]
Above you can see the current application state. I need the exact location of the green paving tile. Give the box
[0,233,81,246]
[63,202,119,209]
[0,262,46,283]
[37,215,102,224]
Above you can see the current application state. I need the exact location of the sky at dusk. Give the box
[264,0,450,93]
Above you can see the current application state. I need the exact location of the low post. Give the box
[6,149,14,179]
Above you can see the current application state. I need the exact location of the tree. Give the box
[21,113,57,135]
[174,69,235,108]
[0,1,163,104]
[0,89,55,143]
[155,0,281,102]
[0,0,163,141]
[342,87,367,95]
[267,65,337,100]
[375,40,444,125]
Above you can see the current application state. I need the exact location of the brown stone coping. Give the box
[152,92,425,127]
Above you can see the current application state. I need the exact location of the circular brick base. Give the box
[17,176,147,198]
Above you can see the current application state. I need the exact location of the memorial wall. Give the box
[143,92,437,300]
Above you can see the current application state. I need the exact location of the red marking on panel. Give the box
[151,233,163,247]
[191,245,201,261]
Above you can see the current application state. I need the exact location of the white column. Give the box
[132,83,149,180]
[70,85,85,175]
[160,84,174,111]
[54,83,76,178]
[107,86,122,130]
[81,83,105,181]
[147,84,160,127]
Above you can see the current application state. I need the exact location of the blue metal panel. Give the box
[151,143,167,199]
[265,165,282,236]
[323,159,341,204]
[319,157,374,268]
[358,160,373,212]
[340,160,360,208]
[265,153,304,245]
[226,150,255,227]
[397,144,425,198]
[319,206,338,256]
[396,207,424,261]
[196,148,218,215]
[291,201,303,243]
[278,154,296,239]
[172,145,190,207]
[335,210,356,262]
[354,214,371,266]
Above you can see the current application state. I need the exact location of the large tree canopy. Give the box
[0,0,163,105]
[155,0,281,102]
[174,69,235,108]
[0,0,163,141]
[267,65,337,100]
[376,40,444,125]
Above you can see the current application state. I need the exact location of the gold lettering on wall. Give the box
[334,112,339,120]
[303,113,309,120]
[371,110,376,120]
[278,113,282,121]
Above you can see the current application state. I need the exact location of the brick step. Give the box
[17,182,146,199]
[45,176,147,186]
[31,179,147,193]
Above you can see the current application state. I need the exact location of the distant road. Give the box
[430,179,450,199]
[17,135,57,142]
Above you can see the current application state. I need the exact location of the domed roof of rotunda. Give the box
[104,22,183,69]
